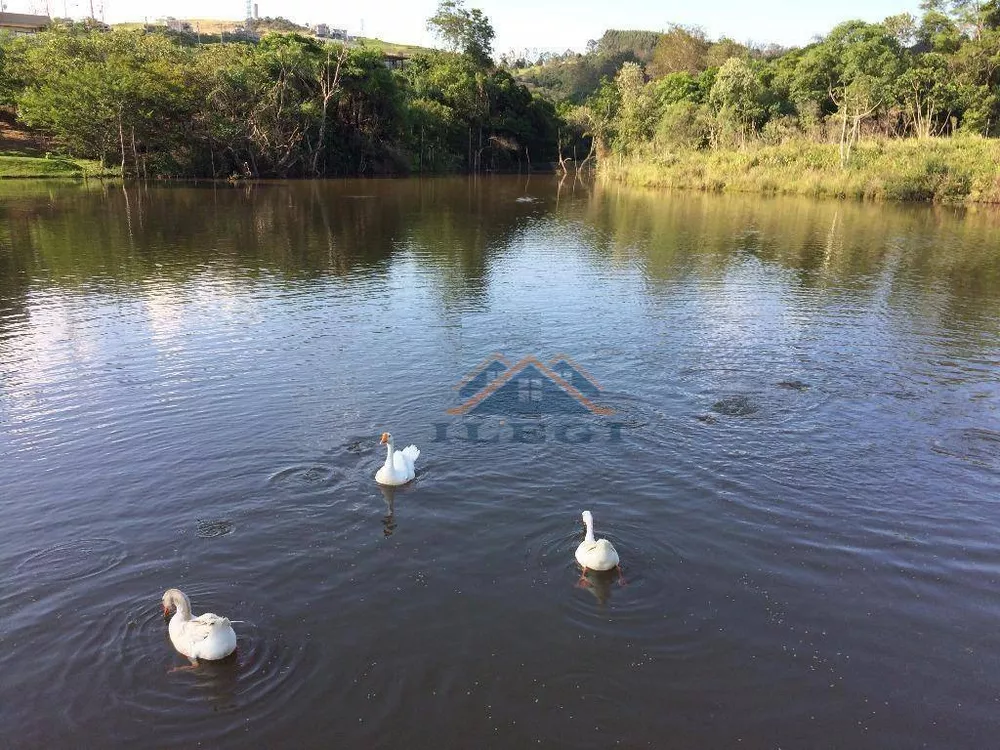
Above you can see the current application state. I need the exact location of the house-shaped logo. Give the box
[448,354,613,416]
[454,353,511,400]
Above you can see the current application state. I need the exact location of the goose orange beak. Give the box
[380,432,389,444]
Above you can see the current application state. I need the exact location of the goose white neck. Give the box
[383,437,395,465]
[164,589,192,620]
[582,512,595,543]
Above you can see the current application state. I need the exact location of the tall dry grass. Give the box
[602,136,1000,204]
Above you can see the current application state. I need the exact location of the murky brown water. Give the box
[1,177,999,748]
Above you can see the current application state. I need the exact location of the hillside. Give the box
[107,18,434,57]
[353,37,435,57]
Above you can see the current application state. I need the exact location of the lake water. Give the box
[1,177,999,748]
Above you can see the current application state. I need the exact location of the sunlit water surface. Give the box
[1,177,999,747]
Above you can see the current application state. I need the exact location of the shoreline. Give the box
[0,154,554,181]
[4,137,1000,209]
[600,137,1000,205]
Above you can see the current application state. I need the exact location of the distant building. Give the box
[158,17,193,32]
[312,24,348,40]
[0,12,50,35]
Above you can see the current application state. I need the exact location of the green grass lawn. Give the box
[0,154,117,179]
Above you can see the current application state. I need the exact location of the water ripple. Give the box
[196,519,236,538]
[13,538,127,583]
[931,427,1000,468]
[267,463,340,487]
[97,586,323,746]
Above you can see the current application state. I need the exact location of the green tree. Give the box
[250,33,327,174]
[612,61,654,152]
[654,101,712,149]
[2,15,556,178]
[709,57,764,145]
[0,37,13,107]
[578,76,620,159]
[652,71,701,108]
[192,36,405,177]
[14,29,193,174]
[427,0,495,67]
[952,27,1000,133]
[649,25,709,77]
[883,13,919,47]
[896,52,959,136]
[917,8,963,51]
[515,49,636,104]
[192,41,267,176]
[251,16,308,33]
[794,21,905,165]
[407,96,459,171]
[706,38,750,69]
[756,53,801,126]
[404,46,557,171]
[925,0,993,39]
[594,29,662,63]
[768,47,814,124]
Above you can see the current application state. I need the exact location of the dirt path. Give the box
[0,112,47,156]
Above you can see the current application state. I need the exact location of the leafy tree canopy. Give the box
[427,0,495,67]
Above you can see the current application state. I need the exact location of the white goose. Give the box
[575,510,621,575]
[375,432,420,486]
[161,588,237,662]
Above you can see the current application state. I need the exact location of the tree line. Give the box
[0,1,559,178]
[521,0,1000,168]
[2,0,999,178]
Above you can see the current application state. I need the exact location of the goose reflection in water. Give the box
[576,569,617,606]
[377,484,398,537]
[185,656,241,713]
[164,620,247,711]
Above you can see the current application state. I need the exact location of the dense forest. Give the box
[1,0,1000,190]
[0,2,559,178]
[520,2,1000,163]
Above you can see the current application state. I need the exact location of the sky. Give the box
[10,0,923,53]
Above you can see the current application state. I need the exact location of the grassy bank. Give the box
[0,154,118,179]
[602,137,1000,204]
[353,37,435,57]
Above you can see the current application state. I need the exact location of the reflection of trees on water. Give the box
[568,183,1000,338]
[0,220,30,345]
[1,177,998,346]
[0,177,552,292]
